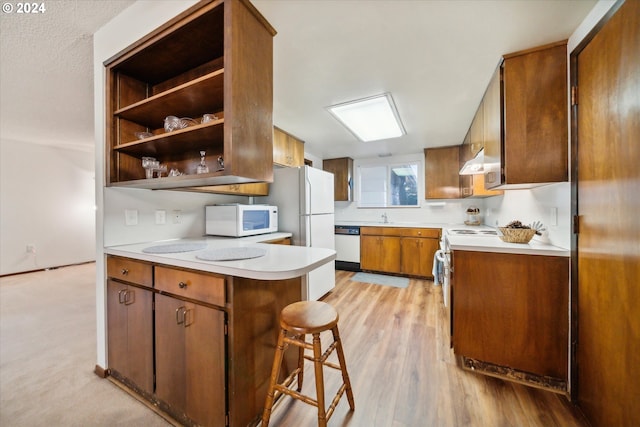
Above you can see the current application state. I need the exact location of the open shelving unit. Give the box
[104,0,275,193]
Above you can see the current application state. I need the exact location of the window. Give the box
[358,162,419,207]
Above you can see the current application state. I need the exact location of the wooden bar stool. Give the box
[261,301,355,426]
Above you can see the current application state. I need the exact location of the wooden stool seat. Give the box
[280,300,339,334]
[262,301,355,426]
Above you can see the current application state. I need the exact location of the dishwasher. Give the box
[334,225,361,272]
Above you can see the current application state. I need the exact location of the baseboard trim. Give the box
[94,364,108,378]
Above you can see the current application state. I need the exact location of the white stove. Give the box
[447,228,498,236]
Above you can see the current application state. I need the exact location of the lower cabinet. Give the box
[155,294,226,426]
[106,279,154,396]
[360,227,440,278]
[360,235,401,273]
[400,237,440,277]
[452,250,569,383]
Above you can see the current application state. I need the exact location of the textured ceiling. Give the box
[0,0,599,159]
[0,0,135,152]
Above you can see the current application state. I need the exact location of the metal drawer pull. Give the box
[183,308,192,328]
[121,268,128,276]
[118,289,127,304]
[176,306,186,325]
[178,281,187,289]
[124,289,134,305]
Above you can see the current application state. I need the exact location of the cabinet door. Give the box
[503,43,567,185]
[425,146,461,199]
[401,238,439,278]
[273,127,304,167]
[323,157,353,201]
[452,251,568,379]
[361,235,401,273]
[107,280,153,394]
[483,67,502,189]
[155,294,226,426]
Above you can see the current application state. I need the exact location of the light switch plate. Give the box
[155,210,166,225]
[125,209,138,226]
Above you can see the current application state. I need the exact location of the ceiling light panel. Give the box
[327,93,405,142]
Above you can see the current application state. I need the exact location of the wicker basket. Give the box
[498,227,536,243]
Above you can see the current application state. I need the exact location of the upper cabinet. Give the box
[460,99,503,198]
[425,146,460,199]
[273,127,304,167]
[484,41,568,189]
[323,157,353,201]
[104,0,276,192]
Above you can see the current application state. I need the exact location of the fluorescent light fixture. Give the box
[327,93,405,142]
[459,148,484,175]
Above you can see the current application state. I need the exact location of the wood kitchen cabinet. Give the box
[452,250,569,384]
[323,157,354,201]
[105,0,276,193]
[154,266,226,426]
[361,227,440,278]
[400,237,440,277]
[483,41,568,189]
[360,235,401,274]
[273,126,304,167]
[106,257,153,396]
[105,255,302,426]
[425,146,461,199]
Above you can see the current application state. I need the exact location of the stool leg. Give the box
[296,334,305,392]
[262,327,287,426]
[312,332,328,427]
[332,326,355,410]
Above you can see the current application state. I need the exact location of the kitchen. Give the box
[0,0,637,426]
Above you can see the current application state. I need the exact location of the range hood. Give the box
[459,148,484,175]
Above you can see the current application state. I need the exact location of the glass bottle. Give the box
[196,151,209,174]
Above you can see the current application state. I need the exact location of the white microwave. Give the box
[205,204,278,237]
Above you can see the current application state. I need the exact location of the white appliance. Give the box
[205,204,278,237]
[260,166,335,300]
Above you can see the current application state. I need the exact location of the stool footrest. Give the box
[274,384,318,408]
[326,383,348,421]
[302,355,342,371]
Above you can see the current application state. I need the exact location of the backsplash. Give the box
[484,182,571,249]
[334,182,571,249]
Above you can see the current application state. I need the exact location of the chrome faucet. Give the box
[381,213,389,223]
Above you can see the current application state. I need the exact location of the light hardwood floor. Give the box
[1,264,589,426]
[265,270,589,427]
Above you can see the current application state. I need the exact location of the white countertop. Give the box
[446,234,570,257]
[104,232,336,280]
[336,220,449,228]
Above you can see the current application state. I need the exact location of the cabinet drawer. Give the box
[107,256,152,287]
[155,266,225,306]
[360,226,440,238]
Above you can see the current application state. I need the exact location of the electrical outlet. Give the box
[172,210,182,224]
[125,209,138,226]
[155,210,166,225]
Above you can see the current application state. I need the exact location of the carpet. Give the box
[351,272,409,288]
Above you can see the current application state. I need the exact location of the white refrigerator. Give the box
[260,166,335,300]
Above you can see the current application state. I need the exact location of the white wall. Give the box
[0,139,95,275]
[333,153,486,225]
[94,0,233,369]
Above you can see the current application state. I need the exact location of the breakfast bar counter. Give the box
[104,232,335,427]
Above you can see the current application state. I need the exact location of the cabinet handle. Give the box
[176,306,186,325]
[121,268,128,276]
[178,281,187,289]
[118,289,127,304]
[123,289,134,305]
[183,308,192,328]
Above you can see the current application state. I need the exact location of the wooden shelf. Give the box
[115,119,224,158]
[115,70,224,127]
